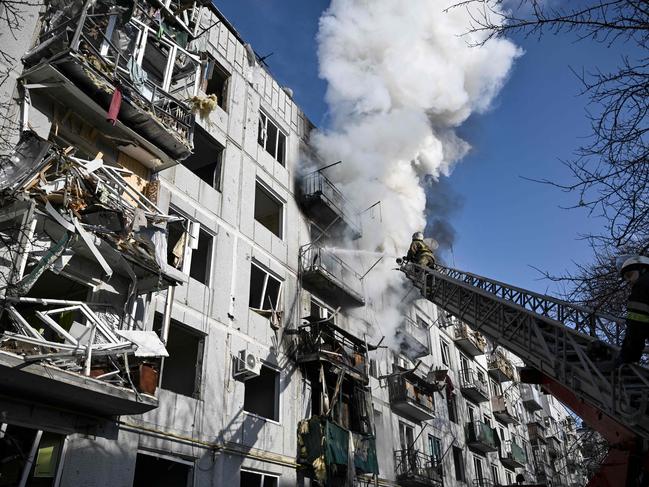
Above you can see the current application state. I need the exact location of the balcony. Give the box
[453,322,486,357]
[465,421,499,454]
[491,394,519,425]
[487,350,516,383]
[520,384,544,411]
[294,320,368,383]
[22,0,202,167]
[394,450,443,487]
[387,372,435,422]
[500,440,527,469]
[458,368,490,403]
[299,172,362,239]
[548,437,561,459]
[300,245,365,306]
[396,317,430,360]
[528,421,547,444]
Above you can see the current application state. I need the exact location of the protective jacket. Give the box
[407,239,434,263]
[619,270,649,363]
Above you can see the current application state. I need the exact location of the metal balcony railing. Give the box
[453,322,486,356]
[500,439,527,468]
[487,350,516,382]
[387,373,435,422]
[491,394,519,424]
[465,421,499,453]
[458,368,490,402]
[396,316,430,359]
[394,449,443,485]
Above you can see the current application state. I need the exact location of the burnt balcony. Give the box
[528,421,547,445]
[500,439,527,469]
[453,322,486,357]
[22,0,201,167]
[394,450,443,487]
[487,350,516,383]
[458,368,490,403]
[299,172,362,239]
[294,320,368,383]
[396,316,430,360]
[465,420,499,454]
[521,384,544,411]
[387,372,435,422]
[491,394,519,425]
[300,245,365,306]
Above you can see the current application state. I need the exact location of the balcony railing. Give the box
[394,449,443,487]
[294,320,368,382]
[465,421,499,454]
[396,317,430,360]
[387,373,435,422]
[458,368,490,403]
[528,421,547,444]
[453,322,486,357]
[300,172,362,239]
[491,394,519,425]
[300,245,365,306]
[500,439,527,469]
[487,350,516,383]
[520,384,544,411]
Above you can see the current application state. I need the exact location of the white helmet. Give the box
[617,255,649,276]
[412,231,424,241]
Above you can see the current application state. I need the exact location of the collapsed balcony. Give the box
[395,316,430,360]
[394,449,443,487]
[458,368,490,403]
[487,349,516,383]
[299,171,362,240]
[300,245,365,307]
[387,371,436,422]
[453,322,486,357]
[500,438,527,469]
[22,0,205,166]
[465,420,499,454]
[297,416,378,486]
[491,394,519,425]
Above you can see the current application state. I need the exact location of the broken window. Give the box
[254,183,283,238]
[440,339,451,367]
[248,263,282,311]
[157,316,205,398]
[257,112,286,165]
[310,297,334,324]
[202,58,230,111]
[240,470,278,487]
[243,365,280,421]
[189,228,213,286]
[167,211,188,270]
[166,210,212,284]
[132,452,193,487]
[0,424,65,487]
[181,127,224,191]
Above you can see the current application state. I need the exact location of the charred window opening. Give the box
[254,183,283,238]
[155,315,204,398]
[240,470,278,487]
[248,263,282,311]
[181,128,224,191]
[310,297,334,324]
[132,452,193,487]
[257,112,286,165]
[189,228,213,286]
[243,365,279,421]
[203,58,230,111]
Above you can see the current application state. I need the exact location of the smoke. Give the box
[424,175,464,257]
[309,0,521,348]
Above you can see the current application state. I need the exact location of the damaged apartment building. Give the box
[0,1,588,486]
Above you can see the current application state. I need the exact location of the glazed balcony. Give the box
[395,316,430,360]
[299,172,362,239]
[465,421,499,454]
[500,439,527,469]
[520,383,544,411]
[491,394,519,425]
[387,372,435,422]
[22,0,201,167]
[394,449,443,487]
[453,322,486,357]
[528,421,547,444]
[300,245,365,306]
[294,320,368,383]
[458,368,490,403]
[487,350,516,383]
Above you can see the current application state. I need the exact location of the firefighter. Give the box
[406,232,436,268]
[618,255,649,364]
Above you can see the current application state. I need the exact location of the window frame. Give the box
[159,317,206,399]
[452,446,465,482]
[167,207,214,285]
[440,339,451,367]
[257,111,287,165]
[202,55,230,111]
[248,262,283,311]
[240,469,279,487]
[243,364,281,423]
[134,450,195,487]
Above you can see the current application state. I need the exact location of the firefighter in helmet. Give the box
[407,232,436,269]
[618,255,649,364]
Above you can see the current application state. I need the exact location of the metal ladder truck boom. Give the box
[398,260,649,487]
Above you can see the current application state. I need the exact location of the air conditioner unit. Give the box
[233,350,262,381]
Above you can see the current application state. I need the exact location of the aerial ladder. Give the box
[398,260,649,487]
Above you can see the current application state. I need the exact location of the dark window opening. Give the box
[447,392,458,423]
[243,365,279,421]
[369,359,378,379]
[257,112,286,165]
[157,316,204,398]
[189,228,213,286]
[254,183,283,238]
[181,128,224,191]
[240,470,278,487]
[440,340,450,366]
[248,263,282,311]
[203,59,230,111]
[133,452,193,487]
[453,446,465,482]
[141,37,169,88]
[166,212,187,269]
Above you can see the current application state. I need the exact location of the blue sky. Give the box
[217,0,629,295]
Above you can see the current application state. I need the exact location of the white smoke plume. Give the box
[309,0,521,348]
